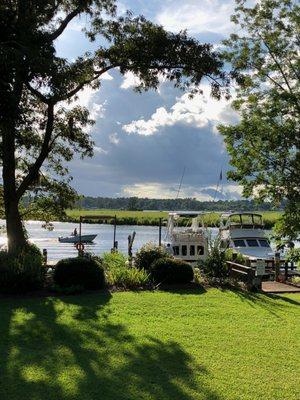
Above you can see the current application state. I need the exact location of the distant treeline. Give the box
[75,196,282,212]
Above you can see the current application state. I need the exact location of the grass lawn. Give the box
[0,289,299,400]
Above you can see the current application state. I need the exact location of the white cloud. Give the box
[120,71,142,89]
[122,182,243,201]
[101,71,114,81]
[123,85,237,135]
[109,132,120,145]
[94,146,108,154]
[156,0,235,35]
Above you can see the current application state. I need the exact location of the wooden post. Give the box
[274,252,280,282]
[128,231,136,267]
[159,218,162,246]
[113,215,117,250]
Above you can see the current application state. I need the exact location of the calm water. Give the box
[0,220,220,261]
[1,220,289,261]
[0,220,166,261]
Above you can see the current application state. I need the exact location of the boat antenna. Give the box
[176,166,186,199]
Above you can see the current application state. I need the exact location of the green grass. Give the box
[66,209,282,228]
[0,289,299,400]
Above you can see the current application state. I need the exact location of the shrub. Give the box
[200,238,229,278]
[134,243,169,271]
[102,252,127,270]
[0,243,43,293]
[150,258,194,284]
[285,248,300,267]
[106,267,149,289]
[54,257,105,290]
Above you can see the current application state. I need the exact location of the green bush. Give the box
[150,258,194,284]
[0,243,43,293]
[200,238,229,278]
[102,252,127,270]
[134,243,169,271]
[106,267,149,289]
[54,257,105,290]
[103,251,149,289]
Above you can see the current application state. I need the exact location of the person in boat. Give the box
[72,228,78,236]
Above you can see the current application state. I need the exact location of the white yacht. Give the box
[219,212,274,260]
[163,212,208,263]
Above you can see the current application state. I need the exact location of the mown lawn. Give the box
[0,289,299,400]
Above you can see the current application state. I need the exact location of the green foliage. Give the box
[103,252,127,270]
[103,252,149,289]
[219,0,300,238]
[54,257,105,290]
[224,248,247,265]
[0,0,227,250]
[285,248,300,266]
[200,238,229,278]
[150,258,194,284]
[106,267,149,289]
[134,243,169,271]
[0,243,43,293]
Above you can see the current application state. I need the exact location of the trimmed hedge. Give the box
[150,258,194,284]
[0,243,43,293]
[54,257,105,290]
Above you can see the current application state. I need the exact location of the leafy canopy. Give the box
[0,0,229,227]
[219,0,300,239]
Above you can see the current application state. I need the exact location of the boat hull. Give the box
[58,234,97,243]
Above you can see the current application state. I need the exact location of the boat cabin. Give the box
[219,212,274,260]
[163,212,208,263]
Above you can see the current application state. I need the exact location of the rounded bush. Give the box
[54,257,105,290]
[0,243,43,293]
[150,258,194,284]
[134,243,169,271]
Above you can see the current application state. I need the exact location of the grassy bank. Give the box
[0,289,299,400]
[66,209,282,228]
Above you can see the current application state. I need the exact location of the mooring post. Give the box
[159,218,162,246]
[113,215,117,250]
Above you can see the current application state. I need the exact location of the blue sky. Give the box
[56,0,242,200]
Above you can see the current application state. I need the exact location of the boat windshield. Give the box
[233,239,246,247]
[246,239,259,247]
[258,239,270,247]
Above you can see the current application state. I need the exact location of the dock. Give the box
[261,281,300,294]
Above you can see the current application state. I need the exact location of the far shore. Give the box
[59,209,281,229]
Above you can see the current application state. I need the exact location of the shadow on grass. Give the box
[229,288,300,318]
[0,291,219,400]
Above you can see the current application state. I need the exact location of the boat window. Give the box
[233,239,246,247]
[246,239,259,247]
[190,245,195,256]
[197,245,204,255]
[258,239,270,248]
[182,245,187,256]
[173,246,179,255]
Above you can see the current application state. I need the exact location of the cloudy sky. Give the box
[56,0,243,201]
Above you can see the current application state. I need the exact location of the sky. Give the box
[55,0,243,201]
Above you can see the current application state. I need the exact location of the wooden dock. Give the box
[262,281,300,294]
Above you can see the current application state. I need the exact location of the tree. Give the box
[0,1,231,252]
[219,0,300,239]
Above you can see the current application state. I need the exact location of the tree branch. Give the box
[16,104,54,199]
[48,7,82,41]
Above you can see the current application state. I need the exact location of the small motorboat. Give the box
[58,234,97,243]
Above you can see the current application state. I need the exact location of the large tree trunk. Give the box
[2,117,27,253]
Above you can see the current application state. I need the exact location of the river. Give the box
[0,220,220,261]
